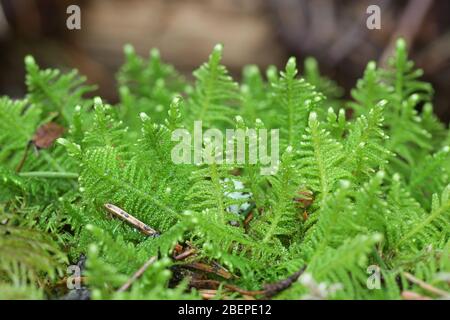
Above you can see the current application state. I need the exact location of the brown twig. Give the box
[403,272,449,298]
[263,267,306,298]
[190,279,264,296]
[243,211,254,233]
[401,290,432,300]
[184,262,233,280]
[225,285,265,297]
[189,266,306,298]
[117,256,157,293]
[304,210,311,221]
[189,279,221,290]
[199,289,219,300]
[15,142,32,173]
[173,243,184,255]
[174,248,196,261]
[104,203,159,237]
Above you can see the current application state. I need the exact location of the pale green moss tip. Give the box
[94,97,103,106]
[124,44,135,55]
[214,43,224,52]
[367,61,377,70]
[25,55,35,66]
[287,56,297,68]
[150,48,160,58]
[396,38,406,50]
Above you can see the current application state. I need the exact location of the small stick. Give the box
[15,142,32,173]
[199,289,217,294]
[243,211,254,231]
[302,210,309,221]
[263,267,306,298]
[401,291,432,300]
[224,285,265,297]
[199,289,218,300]
[403,272,450,298]
[117,256,157,293]
[189,279,221,290]
[174,248,196,261]
[189,279,264,297]
[184,262,233,280]
[190,268,305,298]
[173,244,184,255]
[104,203,159,237]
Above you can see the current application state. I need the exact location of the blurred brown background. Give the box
[0,0,449,123]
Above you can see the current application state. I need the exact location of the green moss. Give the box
[0,39,448,300]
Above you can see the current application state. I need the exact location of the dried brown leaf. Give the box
[32,122,65,149]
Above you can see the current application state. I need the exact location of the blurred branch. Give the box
[267,0,308,52]
[0,2,8,38]
[416,31,450,73]
[305,0,337,50]
[329,0,393,65]
[379,0,433,66]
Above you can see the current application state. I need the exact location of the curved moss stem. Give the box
[18,171,79,179]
